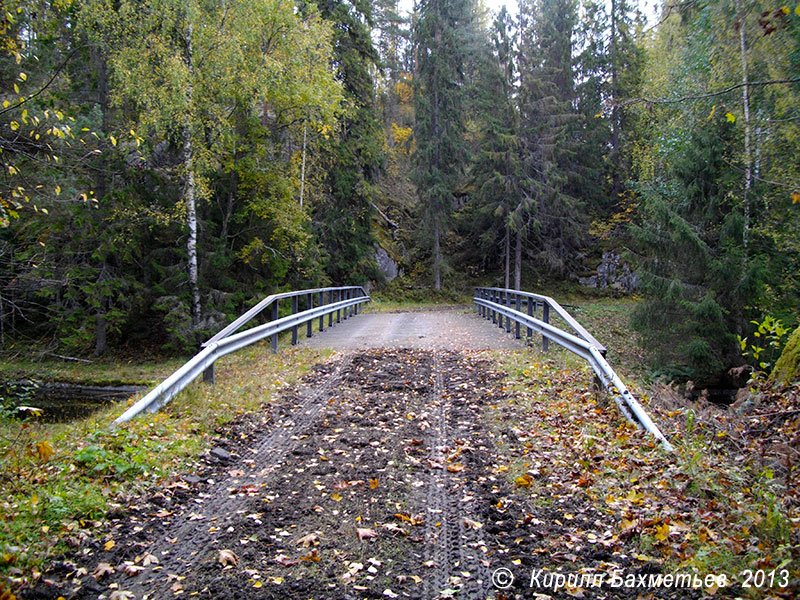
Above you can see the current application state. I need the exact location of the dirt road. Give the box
[299,308,523,351]
[29,341,694,600]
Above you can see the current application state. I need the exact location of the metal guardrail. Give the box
[475,287,673,451]
[114,286,370,424]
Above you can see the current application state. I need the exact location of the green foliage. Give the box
[738,315,790,372]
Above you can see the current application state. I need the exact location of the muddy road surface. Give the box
[29,348,692,600]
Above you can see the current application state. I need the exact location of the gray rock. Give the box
[376,246,399,281]
[579,250,639,293]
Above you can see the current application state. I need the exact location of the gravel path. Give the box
[299,308,525,351]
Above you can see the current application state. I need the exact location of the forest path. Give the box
[299,307,522,351]
[39,346,675,600]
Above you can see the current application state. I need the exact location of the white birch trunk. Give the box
[184,21,201,328]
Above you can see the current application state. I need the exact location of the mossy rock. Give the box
[770,325,800,385]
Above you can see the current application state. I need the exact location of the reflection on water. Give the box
[3,381,146,422]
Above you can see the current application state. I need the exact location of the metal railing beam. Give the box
[474,289,672,451]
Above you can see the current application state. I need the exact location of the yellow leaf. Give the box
[725,112,736,123]
[10,121,19,131]
[707,105,716,120]
[791,191,800,204]
[55,185,61,196]
[515,474,533,487]
[19,71,26,81]
[796,3,800,16]
[331,492,342,501]
[252,581,263,588]
[109,135,117,146]
[781,5,790,14]
[593,112,603,118]
[369,478,379,489]
[654,522,670,542]
[13,83,19,94]
[36,441,54,461]
[104,539,116,551]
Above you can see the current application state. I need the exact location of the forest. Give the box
[1,0,798,386]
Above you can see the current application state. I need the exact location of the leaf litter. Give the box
[21,348,797,599]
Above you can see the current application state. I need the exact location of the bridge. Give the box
[54,287,675,600]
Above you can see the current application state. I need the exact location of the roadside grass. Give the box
[0,354,186,387]
[486,347,798,597]
[0,344,332,590]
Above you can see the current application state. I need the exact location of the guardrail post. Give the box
[329,290,334,328]
[541,303,550,352]
[270,300,279,353]
[203,364,215,384]
[526,296,533,339]
[319,291,325,331]
[307,293,314,338]
[491,290,497,323]
[514,292,521,339]
[291,295,299,345]
[497,290,504,329]
[505,291,512,334]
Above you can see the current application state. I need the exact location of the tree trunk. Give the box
[609,0,621,200]
[184,21,201,328]
[433,220,441,291]
[504,221,510,289]
[737,0,752,252]
[300,121,307,209]
[94,47,111,357]
[514,226,522,290]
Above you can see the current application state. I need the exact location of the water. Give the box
[3,381,145,422]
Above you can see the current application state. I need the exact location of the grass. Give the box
[0,342,333,590]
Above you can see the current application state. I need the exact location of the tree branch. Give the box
[0,47,83,118]
[619,77,800,108]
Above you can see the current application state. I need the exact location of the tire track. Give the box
[99,354,355,599]
[422,350,492,600]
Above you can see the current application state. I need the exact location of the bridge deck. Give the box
[299,307,523,350]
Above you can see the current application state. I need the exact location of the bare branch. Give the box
[619,77,800,108]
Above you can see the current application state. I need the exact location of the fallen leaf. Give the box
[461,517,483,530]
[301,550,321,562]
[356,527,378,541]
[369,478,379,489]
[331,492,343,502]
[296,533,319,547]
[92,562,115,579]
[108,592,134,600]
[103,540,116,551]
[515,474,533,487]
[218,549,239,567]
[122,562,144,576]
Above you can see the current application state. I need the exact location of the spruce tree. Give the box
[413,0,476,290]
[517,0,584,275]
[313,0,384,285]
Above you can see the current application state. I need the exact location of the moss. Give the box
[770,325,800,385]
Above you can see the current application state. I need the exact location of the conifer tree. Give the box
[517,0,584,275]
[313,0,384,285]
[413,0,477,289]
